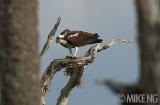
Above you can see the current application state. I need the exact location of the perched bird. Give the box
[56,29,103,57]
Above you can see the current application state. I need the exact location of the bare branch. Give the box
[56,66,84,105]
[40,56,94,95]
[96,79,144,97]
[40,38,133,105]
[40,56,93,105]
[85,38,134,54]
[40,17,61,57]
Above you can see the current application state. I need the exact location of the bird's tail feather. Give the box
[89,39,103,44]
[94,39,103,43]
[93,33,99,38]
[88,33,102,44]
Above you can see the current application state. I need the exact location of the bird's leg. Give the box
[73,47,78,58]
[69,48,74,57]
[66,48,77,59]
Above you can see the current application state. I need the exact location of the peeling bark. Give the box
[0,0,40,105]
[40,38,132,105]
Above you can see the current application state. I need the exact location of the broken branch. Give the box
[40,38,133,105]
[40,17,61,57]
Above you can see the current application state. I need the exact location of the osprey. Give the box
[56,29,103,57]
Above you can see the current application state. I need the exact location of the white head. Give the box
[56,29,70,43]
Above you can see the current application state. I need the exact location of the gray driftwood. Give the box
[40,38,133,105]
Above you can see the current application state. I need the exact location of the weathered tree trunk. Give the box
[0,0,40,105]
[101,0,160,105]
[136,0,160,97]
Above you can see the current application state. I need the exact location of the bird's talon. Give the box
[66,56,72,58]
[73,56,78,59]
[66,56,77,59]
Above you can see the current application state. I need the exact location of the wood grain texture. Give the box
[0,0,40,105]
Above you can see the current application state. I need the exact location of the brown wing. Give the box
[66,31,97,47]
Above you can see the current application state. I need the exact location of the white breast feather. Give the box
[58,34,65,38]
[59,39,67,45]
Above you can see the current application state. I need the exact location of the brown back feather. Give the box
[65,31,100,46]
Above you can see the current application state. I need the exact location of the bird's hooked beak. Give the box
[56,37,59,43]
